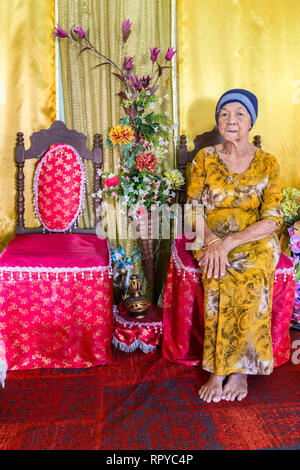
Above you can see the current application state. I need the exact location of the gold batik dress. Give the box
[187,146,283,376]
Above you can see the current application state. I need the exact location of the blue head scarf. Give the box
[215,88,258,129]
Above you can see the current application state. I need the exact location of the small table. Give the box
[112,302,163,353]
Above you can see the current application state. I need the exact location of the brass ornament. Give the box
[123,274,151,318]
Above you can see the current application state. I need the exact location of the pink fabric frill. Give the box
[112,303,162,354]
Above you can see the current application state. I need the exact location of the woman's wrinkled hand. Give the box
[197,238,231,279]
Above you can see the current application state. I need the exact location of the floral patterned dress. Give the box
[187,146,283,376]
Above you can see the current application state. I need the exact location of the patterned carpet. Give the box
[0,331,299,450]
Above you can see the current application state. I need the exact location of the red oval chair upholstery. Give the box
[33,143,85,232]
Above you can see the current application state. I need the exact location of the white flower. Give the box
[164,169,185,191]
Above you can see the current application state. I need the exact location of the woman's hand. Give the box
[197,237,231,279]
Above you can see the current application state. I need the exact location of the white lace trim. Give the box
[171,241,295,281]
[33,143,86,233]
[0,337,7,388]
[0,267,112,281]
[113,305,162,331]
[0,239,113,280]
[0,362,7,388]
[171,242,202,282]
[112,335,158,354]
[274,267,295,281]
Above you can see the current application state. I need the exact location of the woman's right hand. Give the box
[197,237,231,279]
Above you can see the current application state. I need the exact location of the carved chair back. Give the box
[14,120,103,235]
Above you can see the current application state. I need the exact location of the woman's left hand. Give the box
[197,238,231,279]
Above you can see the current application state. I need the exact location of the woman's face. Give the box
[217,101,251,142]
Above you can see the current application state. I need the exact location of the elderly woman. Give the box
[187,89,283,403]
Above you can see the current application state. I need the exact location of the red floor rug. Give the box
[0,331,299,450]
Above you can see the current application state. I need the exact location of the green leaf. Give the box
[120,116,130,125]
[106,136,112,149]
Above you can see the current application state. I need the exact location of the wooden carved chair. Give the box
[0,121,113,387]
[162,129,296,369]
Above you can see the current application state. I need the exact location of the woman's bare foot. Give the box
[198,374,226,403]
[222,373,248,401]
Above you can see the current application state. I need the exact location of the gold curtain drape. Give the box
[58,0,176,298]
[179,0,300,189]
[0,0,56,252]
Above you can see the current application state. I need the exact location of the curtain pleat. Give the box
[0,0,56,252]
[179,0,300,189]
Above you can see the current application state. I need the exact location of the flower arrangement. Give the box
[280,187,300,226]
[54,20,183,219]
[280,187,300,327]
[288,220,300,327]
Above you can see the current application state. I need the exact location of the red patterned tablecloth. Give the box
[112,302,162,353]
[0,234,113,387]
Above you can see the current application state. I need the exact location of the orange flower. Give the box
[135,151,157,173]
[109,124,134,145]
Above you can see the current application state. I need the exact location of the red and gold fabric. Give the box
[162,233,295,371]
[0,234,113,387]
[34,143,86,232]
[113,303,162,354]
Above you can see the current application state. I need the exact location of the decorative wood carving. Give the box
[14,121,103,235]
[15,132,25,234]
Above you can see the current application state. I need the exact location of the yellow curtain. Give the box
[179,0,300,189]
[58,0,176,297]
[0,0,56,252]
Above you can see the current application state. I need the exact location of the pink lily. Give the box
[124,56,134,71]
[130,74,139,88]
[122,19,132,31]
[150,47,160,62]
[165,47,176,61]
[122,19,132,44]
[141,75,151,89]
[130,74,143,90]
[53,25,68,38]
[73,24,85,39]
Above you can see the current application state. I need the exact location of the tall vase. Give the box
[134,211,159,286]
